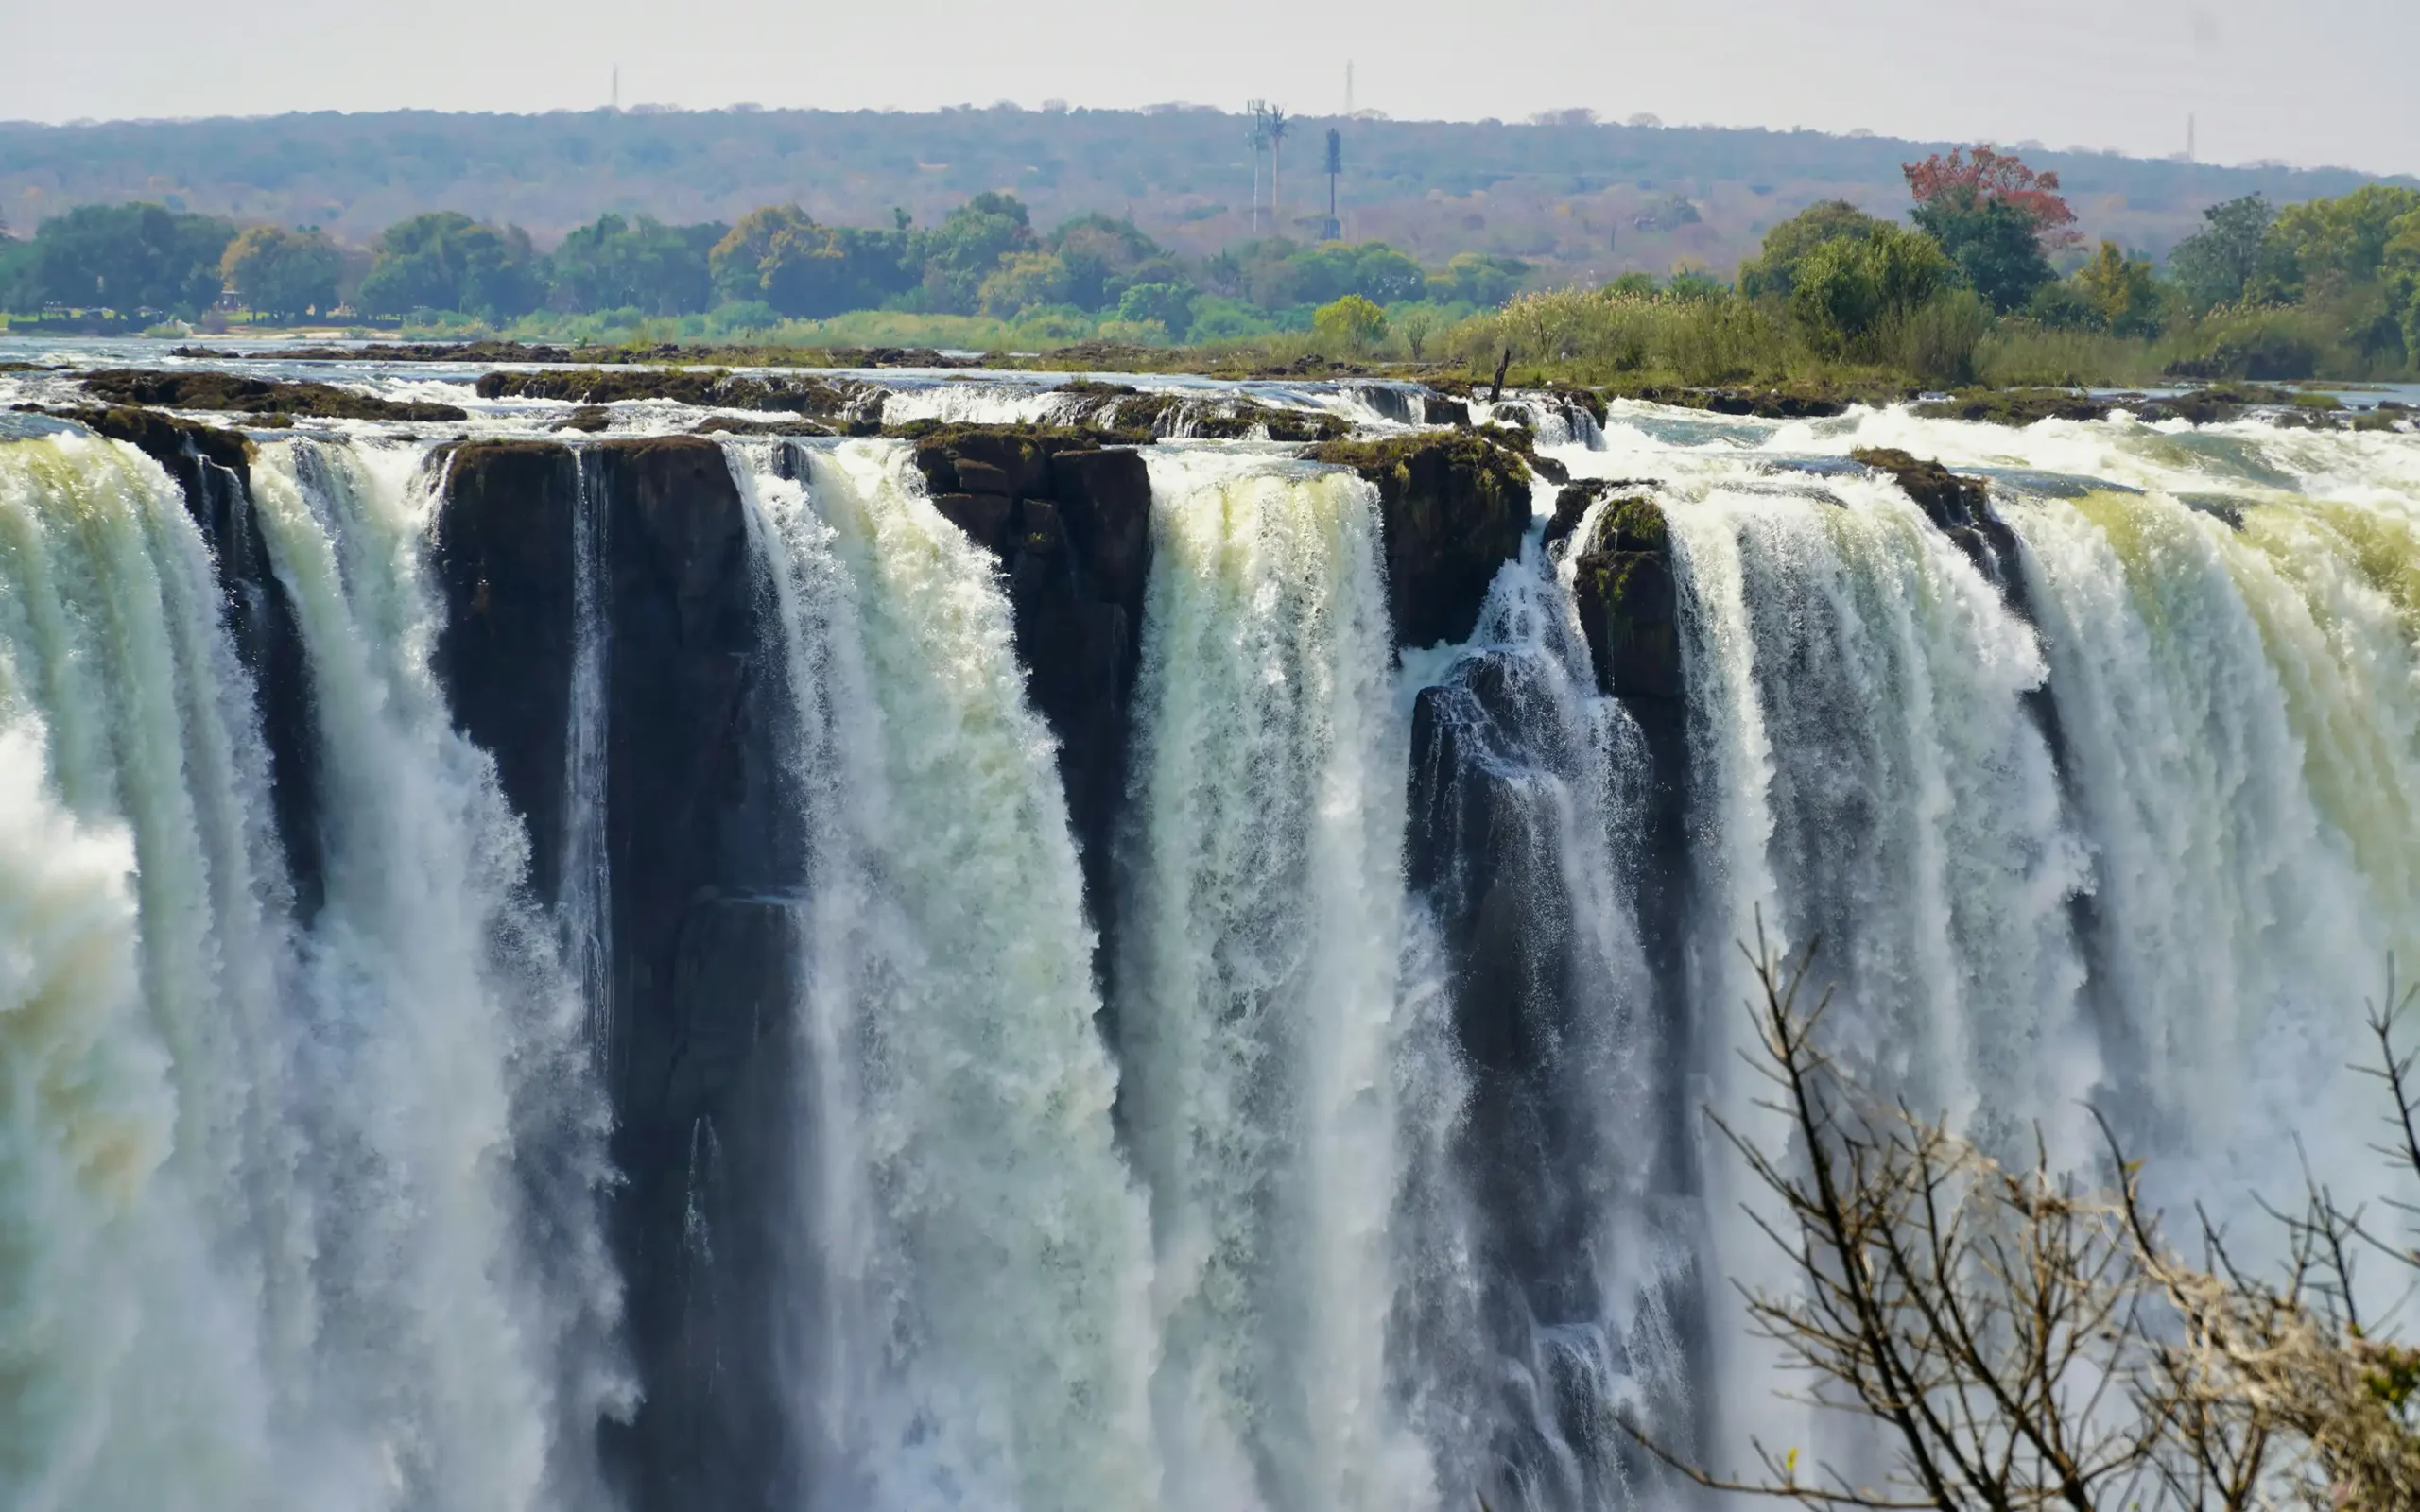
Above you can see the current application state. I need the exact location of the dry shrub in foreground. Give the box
[1621,927,2420,1510]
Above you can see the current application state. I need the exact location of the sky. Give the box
[8,0,2416,178]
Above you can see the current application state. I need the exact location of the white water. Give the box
[732,438,1161,1512]
[0,433,620,1510]
[1544,405,2420,1481]
[6,385,2417,1512]
[561,446,614,1058]
[1117,449,1435,1512]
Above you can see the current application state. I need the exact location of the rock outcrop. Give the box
[78,369,468,421]
[434,437,794,1510]
[1311,431,1534,649]
[475,366,877,420]
[1851,446,2026,588]
[901,424,1154,921]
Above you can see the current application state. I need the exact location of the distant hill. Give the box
[2,107,2408,281]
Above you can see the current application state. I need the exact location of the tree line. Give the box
[1446,147,2420,386]
[0,192,1535,342]
[5,149,2414,383]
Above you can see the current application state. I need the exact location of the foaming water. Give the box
[1118,449,1436,1512]
[732,438,1161,1511]
[0,434,621,1509]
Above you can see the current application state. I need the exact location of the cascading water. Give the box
[1404,516,1697,1510]
[730,438,1161,1511]
[0,431,620,1511]
[561,444,613,1059]
[5,361,2417,1512]
[1115,448,1436,1512]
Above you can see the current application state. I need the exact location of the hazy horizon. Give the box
[7,0,2416,178]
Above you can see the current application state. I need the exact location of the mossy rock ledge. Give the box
[1311,431,1534,650]
[1557,480,1683,702]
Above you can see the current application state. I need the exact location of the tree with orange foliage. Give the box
[1902,145,2082,249]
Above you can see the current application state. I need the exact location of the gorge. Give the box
[2,351,2416,1511]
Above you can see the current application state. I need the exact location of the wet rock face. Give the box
[1563,483,1683,703]
[904,424,1153,922]
[1851,445,2026,590]
[434,436,794,1510]
[1311,431,1534,649]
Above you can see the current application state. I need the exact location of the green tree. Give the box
[1737,199,1892,301]
[0,232,36,313]
[708,205,913,318]
[1116,281,1198,334]
[356,212,543,319]
[1426,251,1533,307]
[977,250,1072,317]
[548,214,724,315]
[2167,194,2277,312]
[1788,224,1952,355]
[2387,211,2420,368]
[1046,213,1166,309]
[2073,239,2164,336]
[911,192,1038,314]
[218,226,341,322]
[1313,292,1388,352]
[2263,183,2420,301]
[23,201,234,314]
[1911,194,2054,312]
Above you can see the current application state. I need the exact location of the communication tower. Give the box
[1322,129,1342,242]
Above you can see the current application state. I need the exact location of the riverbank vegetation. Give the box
[4,146,2415,390]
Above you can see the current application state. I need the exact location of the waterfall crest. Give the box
[734,438,1161,1511]
[1117,449,1431,1512]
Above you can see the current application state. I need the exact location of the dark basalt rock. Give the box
[1852,446,2023,585]
[475,367,873,417]
[553,405,614,433]
[433,436,793,1510]
[78,368,468,422]
[1542,477,1661,553]
[690,414,840,438]
[902,425,1154,925]
[1588,382,1875,419]
[1568,491,1682,703]
[1312,432,1533,649]
[174,340,579,365]
[40,403,325,914]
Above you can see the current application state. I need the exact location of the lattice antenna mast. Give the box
[1258,100,1277,235]
[1266,107,1289,232]
[1323,128,1342,242]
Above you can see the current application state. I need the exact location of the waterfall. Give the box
[0,434,290,1509]
[1404,517,1696,1510]
[0,431,620,1510]
[730,438,1161,1511]
[562,444,613,1058]
[3,374,2415,1512]
[2004,485,2418,1216]
[1116,448,1434,1512]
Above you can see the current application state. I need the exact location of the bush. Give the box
[1788,226,1952,357]
[1312,293,1388,352]
[2169,302,2332,380]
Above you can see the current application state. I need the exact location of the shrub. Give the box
[1312,293,1388,352]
